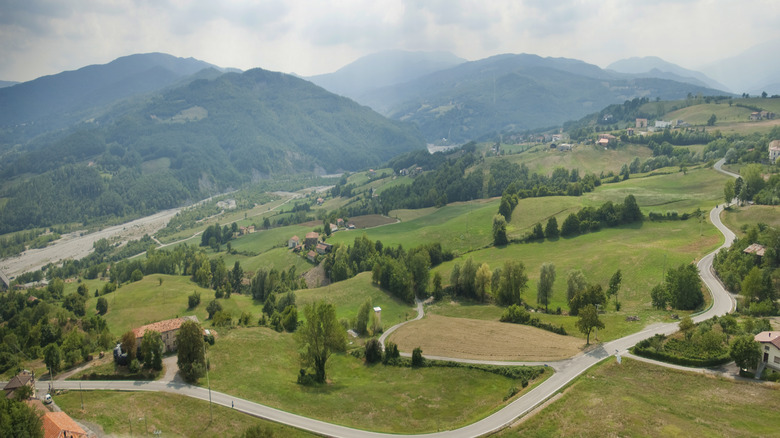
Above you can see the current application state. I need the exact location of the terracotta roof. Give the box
[43,412,87,438]
[307,250,317,258]
[769,140,780,150]
[743,243,766,257]
[290,235,299,241]
[305,231,319,239]
[755,332,780,349]
[132,316,199,338]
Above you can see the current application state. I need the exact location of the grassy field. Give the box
[722,204,780,235]
[665,103,752,125]
[499,358,780,437]
[497,143,654,176]
[205,327,546,433]
[430,217,721,341]
[388,314,583,361]
[296,272,415,332]
[57,390,315,437]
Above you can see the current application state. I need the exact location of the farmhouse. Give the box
[288,235,300,248]
[654,120,672,129]
[42,411,88,438]
[557,143,572,151]
[316,242,333,255]
[769,140,780,163]
[336,218,345,228]
[636,118,648,128]
[304,231,319,248]
[307,250,317,263]
[3,370,34,399]
[329,223,339,233]
[754,331,780,378]
[132,316,200,353]
[743,243,766,258]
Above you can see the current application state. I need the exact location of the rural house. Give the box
[132,316,200,353]
[305,231,319,248]
[754,331,780,379]
[316,242,333,255]
[636,118,648,128]
[42,411,88,438]
[288,235,300,248]
[3,370,34,399]
[307,250,317,263]
[769,140,780,163]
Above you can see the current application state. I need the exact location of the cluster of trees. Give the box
[0,288,113,377]
[713,225,779,315]
[514,195,643,245]
[725,167,780,206]
[449,259,529,307]
[318,234,449,303]
[650,264,705,311]
[200,222,237,251]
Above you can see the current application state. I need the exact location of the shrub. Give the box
[128,358,141,373]
[365,339,383,364]
[411,347,424,367]
[383,342,400,365]
[188,291,201,309]
[206,300,222,319]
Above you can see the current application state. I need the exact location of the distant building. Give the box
[654,120,672,129]
[557,143,572,151]
[626,128,634,136]
[336,218,345,228]
[750,112,761,121]
[636,118,648,129]
[132,316,200,353]
[307,251,317,263]
[769,140,780,163]
[743,243,766,258]
[288,235,300,248]
[316,242,333,255]
[329,223,338,233]
[316,197,324,205]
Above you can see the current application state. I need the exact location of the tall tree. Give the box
[492,214,508,245]
[140,330,164,370]
[0,398,43,438]
[723,179,735,206]
[544,217,559,238]
[576,304,604,345]
[730,335,761,370]
[495,261,529,306]
[43,344,62,376]
[120,331,137,362]
[177,320,206,383]
[295,302,347,384]
[666,264,703,310]
[607,269,622,309]
[566,269,587,303]
[537,263,556,312]
[475,263,492,303]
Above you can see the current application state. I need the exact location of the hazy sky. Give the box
[1,0,778,82]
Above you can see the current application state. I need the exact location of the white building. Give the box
[754,331,780,378]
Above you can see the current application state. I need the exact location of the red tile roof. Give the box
[743,243,766,257]
[43,412,87,438]
[132,316,199,339]
[755,331,780,349]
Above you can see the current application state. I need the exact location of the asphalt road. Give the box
[34,163,741,437]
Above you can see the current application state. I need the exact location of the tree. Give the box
[188,291,201,309]
[492,214,508,245]
[63,293,86,317]
[498,195,513,221]
[569,283,606,316]
[0,398,43,438]
[432,271,443,301]
[120,331,137,362]
[206,299,223,319]
[531,223,545,240]
[730,335,761,370]
[412,347,424,367]
[622,194,642,223]
[96,296,108,315]
[544,217,559,238]
[177,320,206,383]
[576,304,604,345]
[495,261,529,306]
[364,338,382,364]
[295,302,346,383]
[43,344,62,376]
[741,266,765,305]
[650,284,669,309]
[560,213,580,237]
[536,263,556,312]
[475,263,492,303]
[140,330,164,370]
[678,315,695,335]
[355,299,372,335]
[734,177,743,202]
[724,179,735,205]
[607,269,622,309]
[566,269,587,303]
[707,114,717,126]
[666,264,703,310]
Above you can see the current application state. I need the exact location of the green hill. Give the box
[0,67,425,233]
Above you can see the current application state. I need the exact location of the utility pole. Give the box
[79,382,84,410]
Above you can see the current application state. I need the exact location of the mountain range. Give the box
[606,56,729,91]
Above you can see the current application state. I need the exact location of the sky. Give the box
[1,0,779,83]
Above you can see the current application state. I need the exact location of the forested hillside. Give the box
[0,68,425,233]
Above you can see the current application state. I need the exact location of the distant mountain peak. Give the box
[607,56,729,92]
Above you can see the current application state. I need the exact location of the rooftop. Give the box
[132,315,199,338]
[743,243,766,257]
[43,412,87,438]
[755,331,780,349]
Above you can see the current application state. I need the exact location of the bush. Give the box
[206,300,222,319]
[128,358,141,373]
[411,347,424,367]
[383,342,400,365]
[365,339,383,364]
[188,291,201,309]
[211,310,233,327]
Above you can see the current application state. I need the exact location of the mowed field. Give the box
[498,358,780,437]
[57,390,315,438]
[388,314,583,361]
[722,204,780,235]
[497,143,655,176]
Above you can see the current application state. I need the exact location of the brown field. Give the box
[388,314,584,361]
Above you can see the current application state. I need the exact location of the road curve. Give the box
[43,166,741,437]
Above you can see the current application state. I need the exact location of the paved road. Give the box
[39,165,741,437]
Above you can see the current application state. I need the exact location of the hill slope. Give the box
[607,56,728,91]
[0,68,425,233]
[0,53,226,139]
[361,53,726,143]
[306,50,465,102]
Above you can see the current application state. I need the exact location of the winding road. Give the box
[35,161,741,437]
